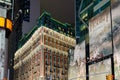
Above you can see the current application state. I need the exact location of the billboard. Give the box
[89,59,111,80]
[0,29,5,79]
[68,41,86,80]
[89,7,112,60]
[88,6,112,80]
[111,0,120,79]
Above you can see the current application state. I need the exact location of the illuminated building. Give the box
[14,12,75,80]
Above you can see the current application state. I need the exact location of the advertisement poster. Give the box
[111,0,120,79]
[89,7,112,80]
[68,41,86,80]
[89,59,111,80]
[0,29,5,79]
[89,7,112,61]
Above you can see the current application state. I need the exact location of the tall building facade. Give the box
[14,12,75,80]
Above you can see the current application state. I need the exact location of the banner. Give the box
[89,7,112,60]
[0,29,5,79]
[68,41,86,80]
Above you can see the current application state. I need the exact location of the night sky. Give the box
[22,0,75,35]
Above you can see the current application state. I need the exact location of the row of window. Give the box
[43,27,75,45]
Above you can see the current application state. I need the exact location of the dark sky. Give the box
[40,0,75,25]
[22,0,75,35]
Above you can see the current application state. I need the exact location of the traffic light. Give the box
[106,74,113,80]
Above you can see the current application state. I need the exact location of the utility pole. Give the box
[0,0,12,80]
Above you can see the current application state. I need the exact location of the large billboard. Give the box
[68,41,86,80]
[89,7,112,60]
[111,0,120,79]
[88,6,112,80]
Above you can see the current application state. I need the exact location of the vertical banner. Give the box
[68,41,86,80]
[111,0,120,79]
[0,29,6,79]
[88,7,112,80]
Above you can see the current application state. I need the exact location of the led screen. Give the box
[89,7,112,60]
[68,41,86,80]
[111,0,120,79]
[89,59,111,80]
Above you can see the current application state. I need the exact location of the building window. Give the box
[46,54,48,58]
[46,67,47,71]
[46,60,48,65]
[50,55,52,59]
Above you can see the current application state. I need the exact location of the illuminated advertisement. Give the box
[6,19,12,31]
[0,29,5,79]
[111,0,120,79]
[0,17,12,31]
[0,17,5,27]
[89,59,111,80]
[89,7,112,60]
[68,41,86,80]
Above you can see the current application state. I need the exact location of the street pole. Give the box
[0,1,12,80]
[110,0,115,80]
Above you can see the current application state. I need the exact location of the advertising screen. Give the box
[89,59,111,80]
[89,7,112,60]
[68,41,86,80]
[111,0,120,79]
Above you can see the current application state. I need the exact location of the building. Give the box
[14,12,75,80]
[73,0,120,80]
